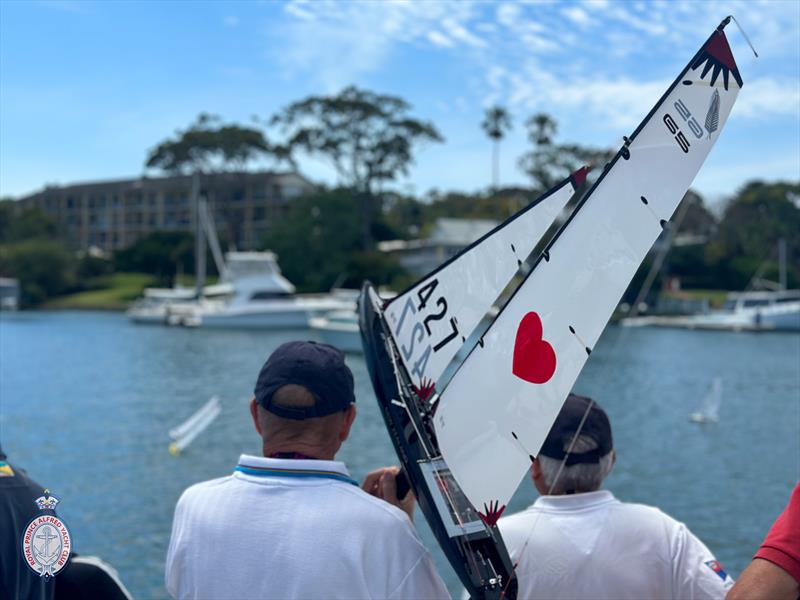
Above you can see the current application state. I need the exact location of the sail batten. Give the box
[433,26,743,513]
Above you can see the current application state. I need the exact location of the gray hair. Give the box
[538,434,613,495]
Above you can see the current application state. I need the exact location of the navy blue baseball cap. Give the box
[539,394,613,465]
[254,341,355,420]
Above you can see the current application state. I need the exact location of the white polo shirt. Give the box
[165,454,450,600]
[499,490,733,600]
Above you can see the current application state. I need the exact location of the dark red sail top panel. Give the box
[706,31,737,72]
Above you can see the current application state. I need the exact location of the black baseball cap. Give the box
[254,341,355,420]
[539,394,613,466]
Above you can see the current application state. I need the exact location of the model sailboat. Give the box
[360,18,744,599]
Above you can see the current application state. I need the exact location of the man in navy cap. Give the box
[499,394,733,600]
[165,341,449,600]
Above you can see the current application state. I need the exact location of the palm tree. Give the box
[481,106,512,190]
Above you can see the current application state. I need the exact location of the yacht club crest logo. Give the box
[21,490,72,578]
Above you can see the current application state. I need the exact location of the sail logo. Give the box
[674,99,704,140]
[512,312,556,384]
[705,90,720,138]
[391,277,461,380]
[664,97,706,154]
[21,491,72,579]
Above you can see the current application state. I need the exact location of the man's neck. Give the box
[262,441,336,461]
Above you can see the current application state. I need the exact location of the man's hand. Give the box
[362,466,415,521]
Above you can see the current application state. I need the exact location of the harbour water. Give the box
[1,311,798,598]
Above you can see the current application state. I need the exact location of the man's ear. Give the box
[250,398,263,436]
[531,458,542,482]
[339,404,357,442]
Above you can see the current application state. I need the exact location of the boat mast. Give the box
[779,238,787,291]
[193,172,206,298]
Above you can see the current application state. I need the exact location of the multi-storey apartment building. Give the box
[15,171,315,252]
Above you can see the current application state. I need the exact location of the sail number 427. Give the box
[393,278,459,379]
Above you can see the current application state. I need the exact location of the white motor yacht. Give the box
[167,252,355,329]
[622,289,800,332]
[683,289,800,331]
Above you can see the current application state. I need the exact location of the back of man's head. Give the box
[536,394,614,495]
[251,341,356,459]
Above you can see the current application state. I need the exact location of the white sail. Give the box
[169,401,221,454]
[384,172,585,390]
[434,27,743,516]
[169,396,221,440]
[689,377,722,423]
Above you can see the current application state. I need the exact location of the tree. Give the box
[267,188,406,292]
[114,231,196,285]
[145,114,273,174]
[705,181,800,289]
[0,240,76,306]
[145,114,279,249]
[518,113,611,192]
[270,85,444,249]
[481,106,512,190]
[0,205,57,244]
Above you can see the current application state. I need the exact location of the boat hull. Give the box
[358,282,517,600]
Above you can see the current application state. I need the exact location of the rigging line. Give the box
[728,15,759,58]
[501,399,597,598]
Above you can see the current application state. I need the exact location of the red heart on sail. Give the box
[512,311,556,384]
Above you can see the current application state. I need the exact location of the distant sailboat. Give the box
[689,377,722,423]
[168,396,222,455]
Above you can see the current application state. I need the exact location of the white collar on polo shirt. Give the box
[531,489,617,512]
[233,454,359,487]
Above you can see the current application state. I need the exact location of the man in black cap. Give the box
[165,341,449,600]
[498,394,733,599]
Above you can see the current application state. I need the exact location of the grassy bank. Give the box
[45,273,156,310]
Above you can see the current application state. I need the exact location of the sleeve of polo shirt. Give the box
[670,522,734,599]
[753,482,800,583]
[164,493,188,599]
[387,549,451,600]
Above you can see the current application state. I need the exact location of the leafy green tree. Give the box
[705,181,800,289]
[270,85,444,249]
[0,240,76,306]
[267,188,406,292]
[0,205,57,244]
[114,231,196,285]
[518,113,611,192]
[481,106,512,190]
[146,114,280,249]
[145,114,273,174]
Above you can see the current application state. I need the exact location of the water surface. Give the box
[1,312,798,598]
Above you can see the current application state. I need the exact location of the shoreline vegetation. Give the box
[1,93,798,311]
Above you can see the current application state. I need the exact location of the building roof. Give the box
[428,218,499,246]
[15,170,315,201]
[378,217,499,253]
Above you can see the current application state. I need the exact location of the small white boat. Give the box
[309,310,363,353]
[169,396,222,455]
[689,377,722,424]
[127,286,196,324]
[624,290,800,332]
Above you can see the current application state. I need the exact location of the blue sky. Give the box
[1,0,798,205]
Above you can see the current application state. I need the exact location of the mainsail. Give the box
[433,22,743,517]
[384,171,586,388]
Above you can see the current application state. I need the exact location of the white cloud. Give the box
[427,31,454,48]
[734,78,800,120]
[562,6,591,28]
